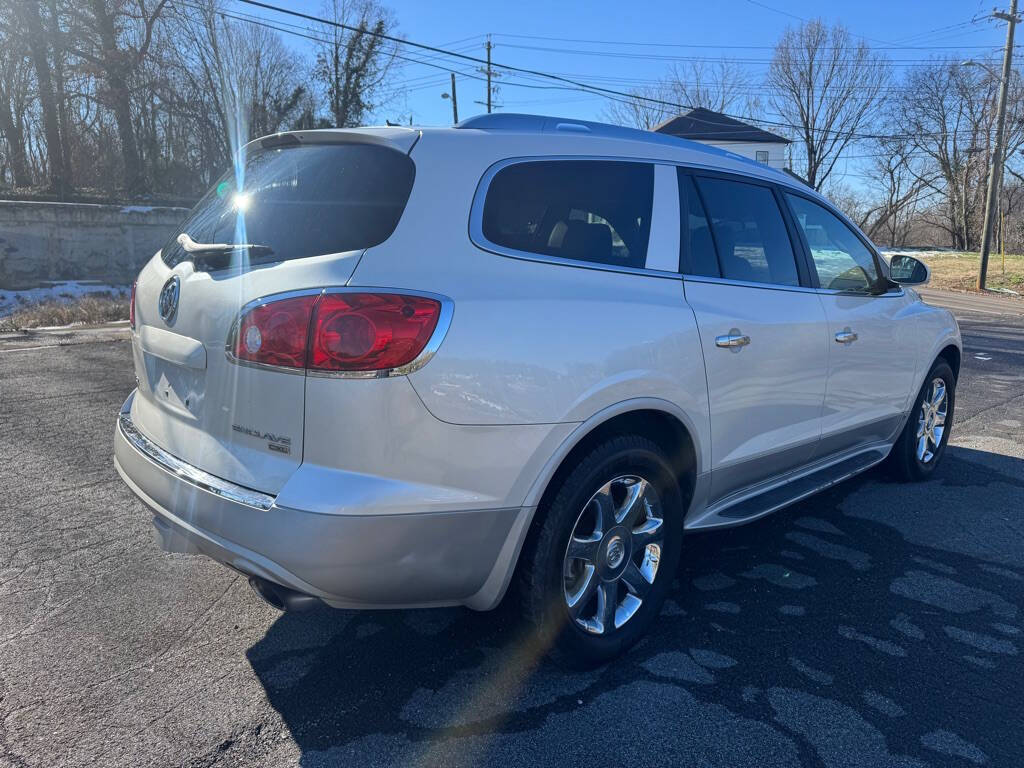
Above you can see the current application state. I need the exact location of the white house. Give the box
[654,108,791,171]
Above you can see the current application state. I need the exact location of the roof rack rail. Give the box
[453,113,787,178]
[454,113,692,149]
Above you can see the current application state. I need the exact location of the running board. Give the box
[685,445,890,531]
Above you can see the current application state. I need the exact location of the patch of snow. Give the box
[880,248,968,260]
[0,281,128,318]
[120,205,156,213]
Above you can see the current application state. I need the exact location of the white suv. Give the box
[115,114,961,663]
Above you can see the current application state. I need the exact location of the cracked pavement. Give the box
[1,292,1022,767]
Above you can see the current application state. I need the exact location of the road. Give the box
[1,290,1022,768]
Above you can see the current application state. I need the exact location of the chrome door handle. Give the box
[715,332,751,349]
[835,329,858,344]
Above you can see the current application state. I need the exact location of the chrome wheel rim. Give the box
[916,377,949,464]
[562,475,664,635]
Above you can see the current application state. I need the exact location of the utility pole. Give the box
[485,37,493,114]
[449,73,459,123]
[978,0,1019,290]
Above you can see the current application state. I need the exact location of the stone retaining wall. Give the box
[0,201,189,289]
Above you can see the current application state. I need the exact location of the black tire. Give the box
[517,434,684,667]
[888,359,955,482]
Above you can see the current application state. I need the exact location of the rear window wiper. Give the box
[176,233,275,269]
[177,233,274,257]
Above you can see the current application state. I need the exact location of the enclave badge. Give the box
[232,423,292,454]
[158,275,180,324]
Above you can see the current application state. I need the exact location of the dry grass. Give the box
[919,251,1024,295]
[0,294,129,332]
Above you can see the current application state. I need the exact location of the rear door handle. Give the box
[835,329,858,344]
[715,332,751,349]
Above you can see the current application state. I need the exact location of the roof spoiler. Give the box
[240,126,421,157]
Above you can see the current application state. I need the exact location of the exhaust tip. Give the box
[248,576,320,612]
[249,576,287,610]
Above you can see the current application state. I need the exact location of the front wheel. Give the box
[888,359,956,481]
[517,435,684,666]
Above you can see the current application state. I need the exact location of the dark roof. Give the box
[654,108,791,144]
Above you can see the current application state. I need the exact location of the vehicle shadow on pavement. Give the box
[246,445,1024,768]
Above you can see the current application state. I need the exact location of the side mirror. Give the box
[888,254,930,286]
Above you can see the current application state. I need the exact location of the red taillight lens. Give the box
[129,281,137,330]
[310,293,441,372]
[232,295,318,369]
[230,292,442,373]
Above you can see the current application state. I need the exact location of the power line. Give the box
[495,42,1004,66]
[492,31,1007,51]
[170,2,487,88]
[230,0,990,142]
[741,0,903,46]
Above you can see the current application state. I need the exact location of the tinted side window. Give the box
[695,177,800,287]
[785,194,880,292]
[678,172,719,277]
[482,161,654,269]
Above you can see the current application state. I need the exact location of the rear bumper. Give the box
[114,391,528,610]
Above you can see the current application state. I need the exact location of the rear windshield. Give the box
[162,142,415,270]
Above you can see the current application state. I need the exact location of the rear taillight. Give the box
[232,294,318,369]
[129,281,136,330]
[310,293,441,372]
[229,292,443,373]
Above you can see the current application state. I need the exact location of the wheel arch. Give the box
[524,399,702,517]
[466,399,704,611]
[936,343,962,381]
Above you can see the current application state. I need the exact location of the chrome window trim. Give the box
[682,273,905,297]
[224,286,455,379]
[468,154,894,293]
[468,155,684,280]
[118,392,276,511]
[816,285,905,298]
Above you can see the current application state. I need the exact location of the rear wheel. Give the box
[888,359,955,481]
[517,435,684,666]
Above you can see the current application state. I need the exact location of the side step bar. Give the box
[687,444,890,531]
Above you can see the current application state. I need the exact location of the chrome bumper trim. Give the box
[118,391,275,511]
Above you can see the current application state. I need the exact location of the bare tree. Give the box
[858,134,936,246]
[897,59,1024,249]
[768,19,890,190]
[313,0,397,128]
[171,1,307,169]
[603,59,757,131]
[665,59,755,116]
[15,1,68,194]
[0,9,35,187]
[602,85,674,130]
[63,0,167,194]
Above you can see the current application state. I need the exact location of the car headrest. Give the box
[712,225,755,281]
[561,220,613,263]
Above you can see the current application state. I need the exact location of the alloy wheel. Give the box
[562,475,664,635]
[916,376,948,464]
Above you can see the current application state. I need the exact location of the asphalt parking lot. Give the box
[2,291,1022,768]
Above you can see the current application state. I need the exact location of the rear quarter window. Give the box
[480,160,654,269]
[163,143,415,270]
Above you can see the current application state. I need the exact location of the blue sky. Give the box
[244,0,1009,185]
[273,0,1007,121]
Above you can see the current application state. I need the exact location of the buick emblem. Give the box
[158,276,180,324]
